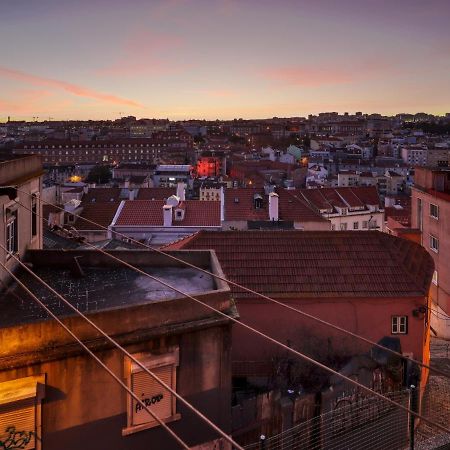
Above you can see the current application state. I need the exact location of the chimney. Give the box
[269,192,279,221]
[220,186,225,222]
[128,189,135,201]
[163,205,173,227]
[176,182,186,201]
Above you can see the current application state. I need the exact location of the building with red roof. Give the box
[165,230,434,393]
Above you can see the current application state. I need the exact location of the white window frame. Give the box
[123,348,180,436]
[392,316,408,334]
[430,203,439,220]
[5,207,18,257]
[430,235,439,253]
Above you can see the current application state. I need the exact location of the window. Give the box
[340,223,347,231]
[362,221,368,229]
[392,316,408,334]
[341,208,347,216]
[430,235,439,253]
[331,224,336,230]
[31,194,38,238]
[0,375,45,450]
[430,203,439,219]
[353,222,359,230]
[6,209,18,255]
[123,349,180,436]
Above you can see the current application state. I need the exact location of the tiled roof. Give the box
[166,230,433,298]
[115,200,221,227]
[83,188,121,203]
[74,202,120,230]
[224,188,326,223]
[385,207,411,226]
[301,187,380,211]
[136,188,176,200]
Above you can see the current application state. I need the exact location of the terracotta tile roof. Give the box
[136,187,176,200]
[301,187,380,211]
[83,188,121,203]
[74,202,120,230]
[115,200,221,227]
[165,230,433,298]
[385,207,411,226]
[224,188,326,223]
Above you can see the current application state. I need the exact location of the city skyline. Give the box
[1,0,450,121]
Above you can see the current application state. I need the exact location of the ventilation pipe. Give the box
[269,192,279,221]
[163,205,173,227]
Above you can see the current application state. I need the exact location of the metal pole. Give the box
[409,385,416,450]
[260,434,266,450]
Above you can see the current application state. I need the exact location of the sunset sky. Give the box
[1,0,450,121]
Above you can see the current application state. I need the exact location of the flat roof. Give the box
[0,266,215,328]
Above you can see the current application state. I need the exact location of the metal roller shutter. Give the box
[131,365,174,426]
[0,398,36,450]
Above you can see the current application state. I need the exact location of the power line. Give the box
[8,199,450,434]
[0,244,244,450]
[0,259,190,450]
[9,186,450,380]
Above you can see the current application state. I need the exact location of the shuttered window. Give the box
[131,365,174,426]
[0,375,44,450]
[123,349,180,435]
[0,399,36,450]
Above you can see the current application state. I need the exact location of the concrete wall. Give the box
[0,325,232,450]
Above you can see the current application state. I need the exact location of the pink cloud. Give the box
[0,66,143,107]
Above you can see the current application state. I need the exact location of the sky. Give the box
[1,0,450,121]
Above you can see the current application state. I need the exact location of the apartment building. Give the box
[411,167,450,338]
[0,155,44,285]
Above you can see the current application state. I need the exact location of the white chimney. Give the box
[163,205,173,227]
[220,186,225,222]
[128,189,135,201]
[269,192,279,221]
[176,182,186,201]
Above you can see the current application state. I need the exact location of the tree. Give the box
[86,165,112,184]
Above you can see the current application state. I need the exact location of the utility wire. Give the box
[0,244,244,450]
[7,186,450,380]
[0,259,191,450]
[8,198,450,434]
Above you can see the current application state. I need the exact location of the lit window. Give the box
[430,235,439,253]
[430,204,439,219]
[123,349,179,436]
[392,316,408,334]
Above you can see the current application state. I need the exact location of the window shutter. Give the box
[0,398,36,449]
[131,365,174,426]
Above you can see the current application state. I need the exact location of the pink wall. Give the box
[232,296,428,366]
